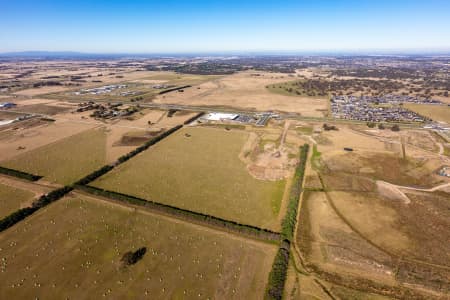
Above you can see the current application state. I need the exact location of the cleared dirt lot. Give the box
[93,126,286,230]
[154,71,328,116]
[0,194,276,299]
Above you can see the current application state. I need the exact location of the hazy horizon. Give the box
[2,0,450,53]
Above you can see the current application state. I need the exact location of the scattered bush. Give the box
[323,124,338,131]
[391,124,400,131]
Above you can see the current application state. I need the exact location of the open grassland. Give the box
[93,127,286,230]
[154,71,328,117]
[404,103,450,123]
[2,128,107,185]
[0,183,35,218]
[0,194,276,299]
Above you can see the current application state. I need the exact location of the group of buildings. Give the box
[438,166,450,178]
[201,112,276,127]
[74,84,127,96]
[75,102,138,119]
[0,102,16,109]
[330,95,437,122]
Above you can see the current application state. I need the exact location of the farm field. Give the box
[153,71,328,117]
[43,72,218,103]
[2,128,107,185]
[0,119,97,161]
[93,127,287,230]
[0,194,276,299]
[404,103,450,123]
[0,183,35,218]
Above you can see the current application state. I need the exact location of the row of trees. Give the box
[0,123,187,233]
[183,112,204,125]
[0,186,72,232]
[117,125,183,164]
[266,144,309,300]
[77,185,280,242]
[367,122,401,131]
[265,241,291,300]
[159,85,191,95]
[74,165,114,186]
[0,166,42,181]
[281,144,309,241]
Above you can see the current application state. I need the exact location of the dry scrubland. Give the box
[0,194,276,299]
[0,183,35,218]
[294,124,450,297]
[2,128,107,185]
[154,71,328,116]
[93,127,286,230]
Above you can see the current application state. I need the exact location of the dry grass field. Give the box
[0,183,35,218]
[294,122,450,297]
[404,103,450,123]
[42,72,218,103]
[93,127,286,230]
[0,119,97,161]
[0,194,276,299]
[2,128,107,185]
[154,71,328,116]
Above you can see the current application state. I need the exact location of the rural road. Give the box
[397,182,450,192]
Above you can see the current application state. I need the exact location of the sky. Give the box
[1,0,450,53]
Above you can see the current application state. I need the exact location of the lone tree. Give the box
[121,247,147,266]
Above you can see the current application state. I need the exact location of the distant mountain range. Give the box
[1,50,449,59]
[0,51,141,59]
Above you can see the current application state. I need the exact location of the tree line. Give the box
[0,166,42,181]
[159,85,191,95]
[0,186,72,232]
[281,144,309,242]
[117,125,183,164]
[266,143,309,300]
[183,112,204,125]
[265,241,291,300]
[76,184,280,242]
